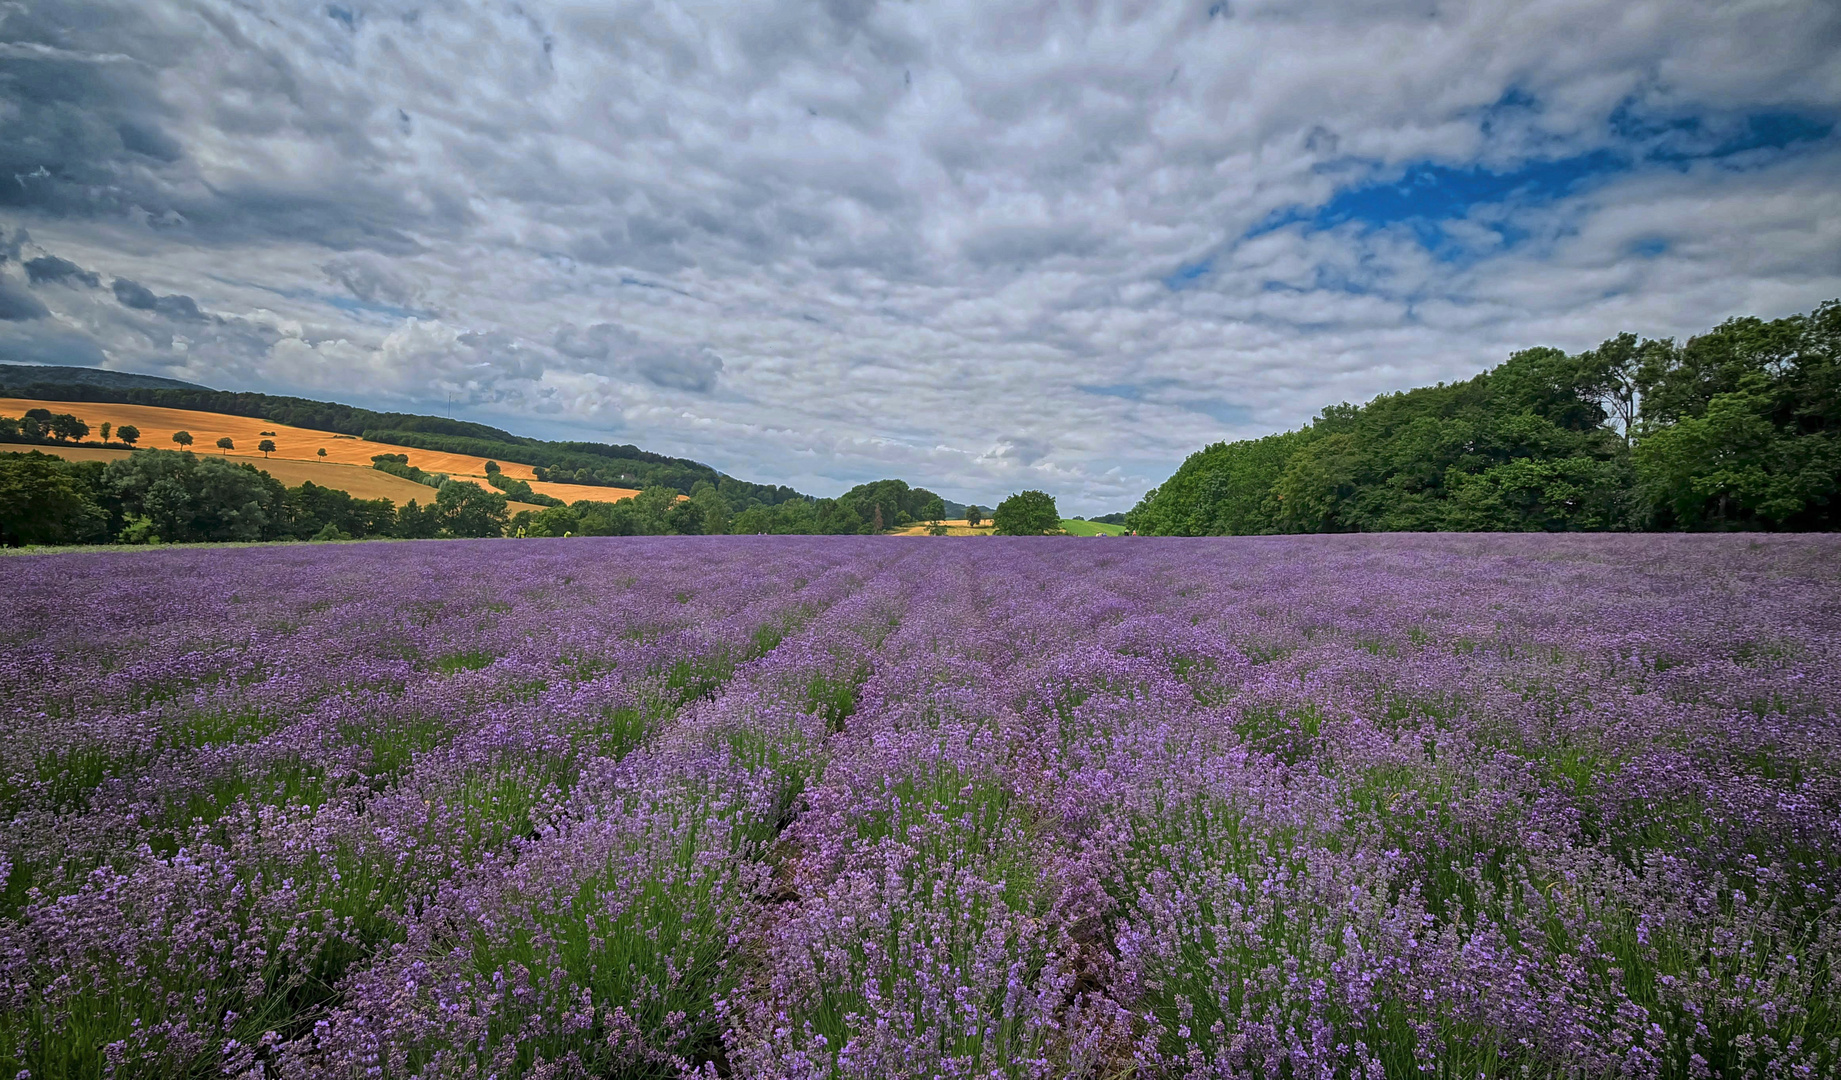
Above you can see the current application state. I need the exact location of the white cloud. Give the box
[3,0,1839,511]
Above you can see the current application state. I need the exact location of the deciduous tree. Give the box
[49,414,88,443]
[432,480,509,538]
[992,490,1059,535]
[0,453,108,546]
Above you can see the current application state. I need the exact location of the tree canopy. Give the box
[1126,300,1840,535]
[992,490,1061,535]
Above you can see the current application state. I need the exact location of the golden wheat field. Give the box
[13,446,551,515]
[1,398,643,508]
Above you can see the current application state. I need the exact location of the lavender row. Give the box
[2,534,1837,1078]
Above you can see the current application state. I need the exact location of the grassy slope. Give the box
[1060,519,1127,536]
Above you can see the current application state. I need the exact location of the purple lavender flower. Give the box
[0,535,1835,1078]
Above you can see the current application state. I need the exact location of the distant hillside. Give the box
[0,364,208,392]
[0,365,805,504]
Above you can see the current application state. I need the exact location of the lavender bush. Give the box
[2,535,1836,1078]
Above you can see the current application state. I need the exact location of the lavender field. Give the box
[2,536,1838,1079]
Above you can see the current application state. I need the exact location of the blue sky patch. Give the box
[1162,260,1213,290]
[1245,107,1835,262]
[1288,149,1627,233]
[1706,111,1833,157]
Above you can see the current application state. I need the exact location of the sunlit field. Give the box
[3,535,1837,1079]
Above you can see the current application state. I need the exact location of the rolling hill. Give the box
[0,365,806,507]
[0,397,634,513]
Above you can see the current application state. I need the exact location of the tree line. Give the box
[1,407,141,447]
[0,449,510,546]
[1125,300,1841,535]
[510,477,953,537]
[0,443,1084,545]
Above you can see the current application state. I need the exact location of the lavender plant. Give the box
[0,534,1835,1078]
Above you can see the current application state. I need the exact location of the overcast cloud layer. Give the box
[2,0,1838,510]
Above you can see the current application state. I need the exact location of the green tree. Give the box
[116,425,140,448]
[992,490,1060,535]
[105,449,281,542]
[1126,335,1632,535]
[511,503,580,538]
[1125,429,1306,536]
[689,481,730,535]
[836,479,950,532]
[280,480,397,540]
[1576,332,1674,445]
[394,498,441,539]
[258,439,276,458]
[731,503,773,534]
[317,447,327,457]
[665,498,705,534]
[172,430,193,448]
[482,470,564,506]
[99,421,111,444]
[1443,458,1630,532]
[49,414,89,442]
[1628,301,1840,529]
[216,436,235,452]
[1636,373,1840,529]
[572,489,674,536]
[0,453,109,546]
[432,480,509,538]
[1271,433,1362,533]
[732,498,820,534]
[813,497,866,535]
[963,505,983,527]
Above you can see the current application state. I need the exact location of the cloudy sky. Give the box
[2,0,1838,511]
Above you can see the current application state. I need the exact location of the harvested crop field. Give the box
[0,397,529,477]
[6,445,552,515]
[3,535,1838,1078]
[0,398,643,507]
[887,518,994,535]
